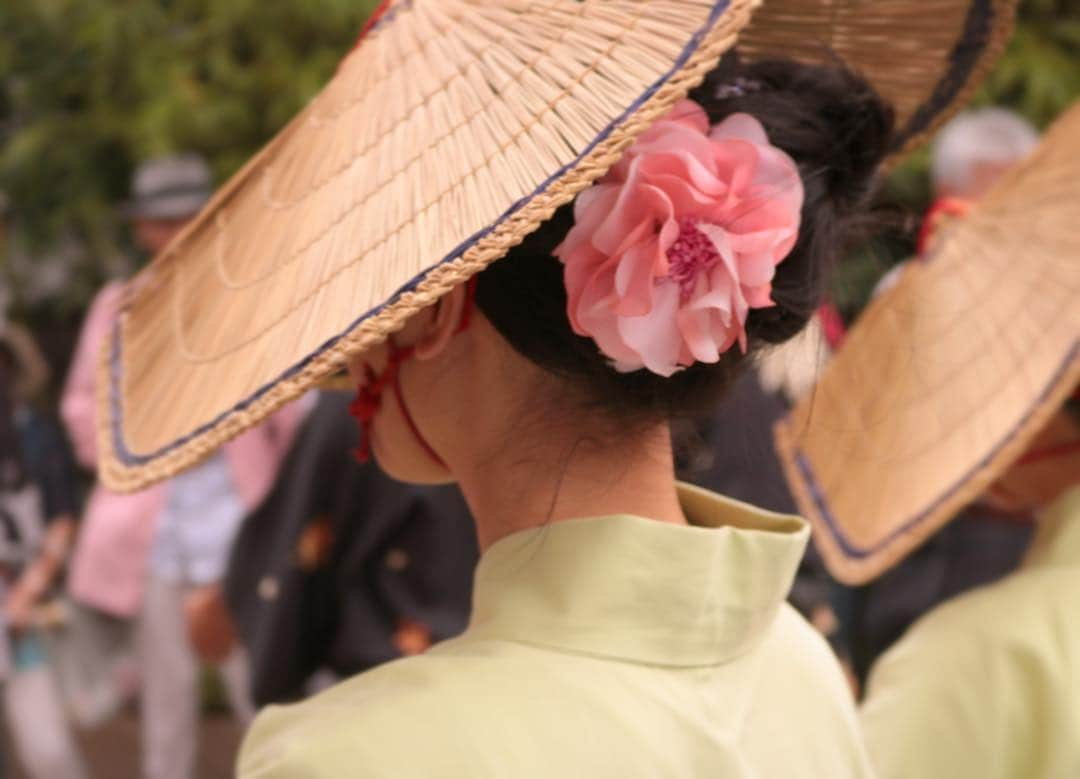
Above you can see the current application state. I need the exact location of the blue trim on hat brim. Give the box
[108,0,735,466]
[796,341,1080,560]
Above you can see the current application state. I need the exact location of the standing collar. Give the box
[463,483,809,667]
[1026,485,1080,569]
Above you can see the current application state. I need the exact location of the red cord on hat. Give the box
[816,301,847,351]
[349,340,421,465]
[353,0,395,51]
[348,279,477,468]
[335,0,395,76]
[917,197,973,258]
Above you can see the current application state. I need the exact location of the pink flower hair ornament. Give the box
[554,99,804,377]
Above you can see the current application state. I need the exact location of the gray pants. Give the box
[137,576,254,779]
[3,663,87,779]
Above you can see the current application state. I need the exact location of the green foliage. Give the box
[980,0,1080,127]
[0,0,1076,318]
[0,0,379,282]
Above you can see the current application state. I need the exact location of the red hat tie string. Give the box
[348,279,476,468]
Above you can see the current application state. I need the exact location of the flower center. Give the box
[667,218,722,299]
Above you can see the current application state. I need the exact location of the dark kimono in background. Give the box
[224,392,478,706]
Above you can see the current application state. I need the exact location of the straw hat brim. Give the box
[100,0,1017,492]
[774,102,1080,585]
[738,0,1017,161]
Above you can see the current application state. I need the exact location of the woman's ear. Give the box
[415,282,469,361]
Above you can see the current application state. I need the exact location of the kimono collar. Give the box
[465,483,809,667]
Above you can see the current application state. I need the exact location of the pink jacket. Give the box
[62,282,304,617]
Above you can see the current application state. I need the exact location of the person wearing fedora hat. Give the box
[125,154,216,240]
[775,102,1080,779]
[90,2,1017,776]
[61,153,305,779]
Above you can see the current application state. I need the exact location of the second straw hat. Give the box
[100,0,1017,491]
[775,102,1080,585]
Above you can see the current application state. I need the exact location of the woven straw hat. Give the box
[774,102,1080,585]
[100,0,1017,491]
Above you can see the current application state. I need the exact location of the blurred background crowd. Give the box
[0,0,1077,777]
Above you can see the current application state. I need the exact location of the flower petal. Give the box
[558,104,803,376]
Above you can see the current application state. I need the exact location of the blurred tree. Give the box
[0,0,379,312]
[0,0,1076,319]
[982,0,1080,127]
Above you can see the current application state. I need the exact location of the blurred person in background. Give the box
[0,321,87,779]
[833,107,1042,684]
[776,105,1080,777]
[930,107,1040,202]
[219,391,478,706]
[876,107,1040,297]
[61,155,304,779]
[861,388,1080,777]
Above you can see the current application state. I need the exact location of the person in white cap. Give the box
[931,107,1040,201]
[61,154,303,779]
[873,107,1041,300]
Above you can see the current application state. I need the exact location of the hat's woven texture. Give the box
[739,0,1016,158]
[101,0,1017,491]
[775,102,1080,585]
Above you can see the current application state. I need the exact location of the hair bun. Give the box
[691,55,895,345]
[477,55,895,423]
[697,56,894,214]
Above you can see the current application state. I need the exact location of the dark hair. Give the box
[475,54,894,423]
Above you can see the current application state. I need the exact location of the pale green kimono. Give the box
[862,486,1080,779]
[239,484,872,778]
